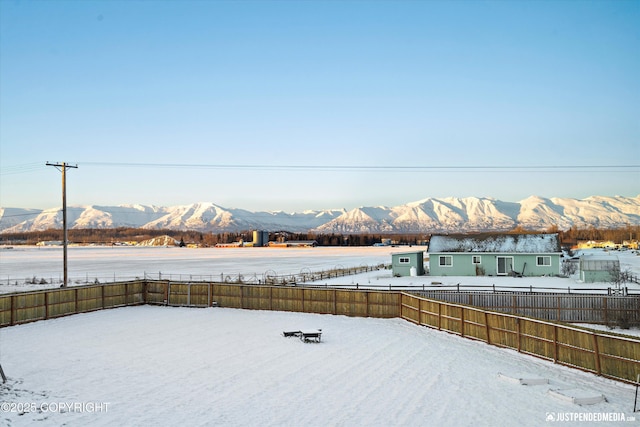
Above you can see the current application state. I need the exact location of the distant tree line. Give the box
[545,224,639,245]
[0,224,638,246]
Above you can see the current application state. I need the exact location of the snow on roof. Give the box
[579,254,619,262]
[391,250,424,256]
[428,233,561,253]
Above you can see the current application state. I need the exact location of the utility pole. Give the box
[46,162,78,287]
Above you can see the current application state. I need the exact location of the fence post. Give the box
[365,291,369,318]
[418,298,422,326]
[45,291,49,320]
[437,302,442,331]
[603,297,608,325]
[553,325,558,363]
[592,333,602,376]
[516,318,521,353]
[460,307,465,337]
[10,295,15,326]
[484,311,491,344]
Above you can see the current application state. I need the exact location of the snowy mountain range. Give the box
[1,195,639,234]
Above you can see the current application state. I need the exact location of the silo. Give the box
[253,230,269,247]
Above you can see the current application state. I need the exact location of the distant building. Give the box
[391,251,425,277]
[268,240,317,248]
[428,233,562,277]
[36,241,63,246]
[252,230,269,247]
[215,242,243,248]
[374,239,392,247]
[576,240,617,249]
[579,254,619,283]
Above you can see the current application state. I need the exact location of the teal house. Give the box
[391,251,425,277]
[428,234,561,277]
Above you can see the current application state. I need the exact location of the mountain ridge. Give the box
[1,195,639,234]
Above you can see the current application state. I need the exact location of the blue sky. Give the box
[1,0,638,212]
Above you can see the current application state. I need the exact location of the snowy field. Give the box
[0,246,397,292]
[1,245,639,295]
[1,306,638,427]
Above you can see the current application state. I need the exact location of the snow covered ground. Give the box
[0,246,639,425]
[1,306,638,426]
[0,246,398,292]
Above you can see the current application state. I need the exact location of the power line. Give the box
[0,211,52,219]
[2,161,638,177]
[0,162,49,176]
[75,162,639,172]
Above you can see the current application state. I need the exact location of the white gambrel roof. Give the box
[428,234,561,253]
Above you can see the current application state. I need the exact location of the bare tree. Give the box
[561,259,577,276]
[608,264,632,293]
[607,264,637,329]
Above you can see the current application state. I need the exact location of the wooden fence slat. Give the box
[485,311,490,345]
[593,333,601,375]
[553,325,558,363]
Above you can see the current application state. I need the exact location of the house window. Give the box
[439,255,452,267]
[537,256,551,266]
[472,255,481,264]
[399,257,410,264]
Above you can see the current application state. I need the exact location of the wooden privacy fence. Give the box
[401,293,640,384]
[0,281,145,327]
[414,291,640,325]
[0,281,400,327]
[144,281,400,318]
